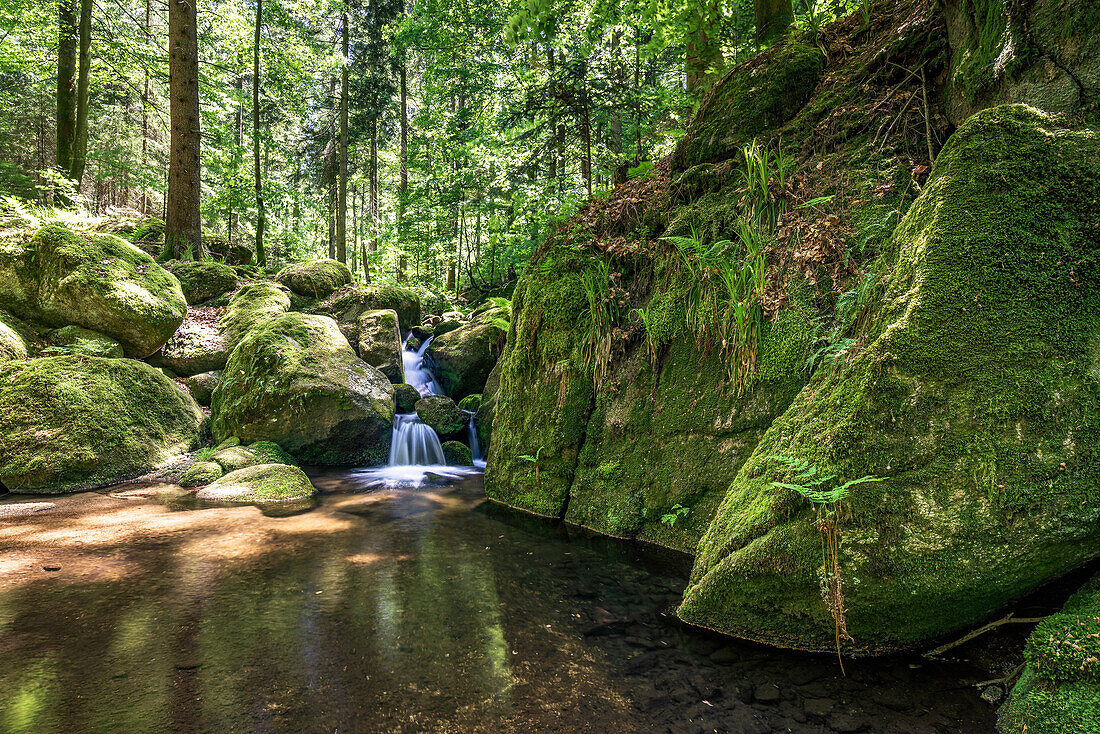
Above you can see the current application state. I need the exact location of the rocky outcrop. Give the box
[357,308,403,383]
[318,284,422,335]
[0,225,187,357]
[426,306,506,400]
[679,106,1100,654]
[218,281,291,351]
[211,312,395,465]
[276,259,353,299]
[415,394,466,437]
[0,356,203,493]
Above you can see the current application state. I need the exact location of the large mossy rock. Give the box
[0,356,203,493]
[678,105,1100,654]
[166,260,238,305]
[217,281,291,351]
[0,226,187,357]
[426,306,505,400]
[357,308,403,383]
[394,383,421,414]
[182,370,222,406]
[45,325,124,358]
[442,441,473,467]
[148,310,229,376]
[275,259,353,299]
[415,394,466,436]
[0,313,27,363]
[999,573,1100,733]
[671,40,824,171]
[195,464,316,503]
[211,312,395,465]
[319,284,421,334]
[944,0,1100,125]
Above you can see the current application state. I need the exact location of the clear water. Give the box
[0,473,996,733]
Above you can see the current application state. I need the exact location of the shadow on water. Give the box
[0,470,998,733]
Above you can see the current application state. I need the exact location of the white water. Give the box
[403,335,442,396]
[384,334,453,478]
[388,414,446,465]
[467,415,482,462]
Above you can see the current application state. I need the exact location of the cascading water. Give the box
[389,414,446,465]
[403,336,443,397]
[467,414,482,463]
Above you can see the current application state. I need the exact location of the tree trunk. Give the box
[140,0,150,213]
[398,40,408,244]
[336,9,349,264]
[368,117,379,283]
[755,0,793,46]
[609,30,626,185]
[252,0,266,266]
[230,59,242,245]
[57,0,77,178]
[68,0,92,183]
[166,0,203,259]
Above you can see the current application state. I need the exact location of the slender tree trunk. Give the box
[547,45,556,182]
[69,0,92,183]
[336,9,349,264]
[755,0,793,46]
[140,0,150,212]
[230,60,242,245]
[398,53,408,246]
[368,117,378,283]
[327,182,335,259]
[609,30,626,185]
[252,0,266,266]
[57,0,77,178]
[165,0,203,259]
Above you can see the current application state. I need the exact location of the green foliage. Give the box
[660,503,691,527]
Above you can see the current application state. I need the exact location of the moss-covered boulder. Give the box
[999,573,1100,734]
[671,40,824,171]
[45,325,124,358]
[426,307,504,400]
[357,308,403,383]
[166,260,238,305]
[0,226,187,357]
[0,313,27,363]
[276,259,353,299]
[678,105,1100,654]
[458,394,482,412]
[212,441,296,472]
[433,318,461,337]
[0,356,203,493]
[195,464,316,503]
[148,310,229,376]
[442,441,473,467]
[179,460,223,487]
[415,394,466,436]
[211,312,395,465]
[218,281,291,350]
[394,383,421,414]
[182,370,221,406]
[319,284,421,333]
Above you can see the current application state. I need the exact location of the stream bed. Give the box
[0,471,996,733]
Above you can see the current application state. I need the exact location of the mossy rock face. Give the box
[0,356,203,493]
[426,307,504,400]
[179,460,223,487]
[679,105,1100,654]
[411,324,434,338]
[130,218,164,246]
[217,281,291,351]
[415,395,466,436]
[0,226,187,358]
[195,464,316,503]
[394,383,421,414]
[44,325,123,358]
[182,370,222,406]
[276,259,353,299]
[671,40,825,171]
[474,358,502,453]
[166,260,238,305]
[148,311,229,376]
[0,313,27,363]
[320,284,422,333]
[999,573,1100,733]
[211,312,395,465]
[943,0,1100,125]
[212,441,296,472]
[357,308,404,383]
[458,394,482,412]
[433,318,461,337]
[442,440,473,467]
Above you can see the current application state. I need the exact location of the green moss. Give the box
[458,393,482,412]
[167,260,238,305]
[394,383,421,413]
[672,41,825,171]
[679,105,1100,654]
[217,281,291,350]
[324,284,422,332]
[0,356,203,493]
[179,460,223,487]
[276,259,352,299]
[442,440,473,466]
[415,395,466,435]
[195,463,316,503]
[44,325,124,359]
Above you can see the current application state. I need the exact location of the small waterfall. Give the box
[388,414,446,465]
[467,414,482,462]
[403,335,442,396]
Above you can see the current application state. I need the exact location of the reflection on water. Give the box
[0,473,996,733]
